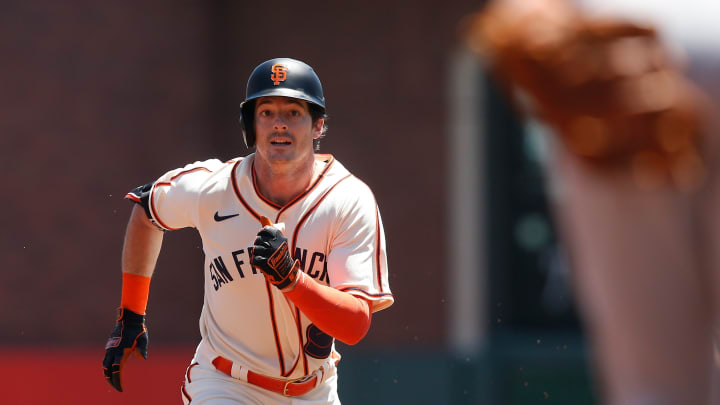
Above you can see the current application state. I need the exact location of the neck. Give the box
[253,154,317,206]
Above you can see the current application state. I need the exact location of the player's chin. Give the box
[264,149,297,162]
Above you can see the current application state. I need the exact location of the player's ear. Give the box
[312,118,324,139]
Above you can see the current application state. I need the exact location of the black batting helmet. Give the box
[239,58,326,148]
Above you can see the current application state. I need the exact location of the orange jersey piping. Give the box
[230,159,263,223]
[251,164,282,209]
[247,155,336,221]
[124,193,141,203]
[264,279,286,375]
[287,173,353,372]
[275,156,335,222]
[280,305,303,378]
[295,306,309,376]
[149,182,177,230]
[290,173,352,254]
[148,167,213,231]
[169,167,211,181]
[339,287,394,299]
[374,204,384,293]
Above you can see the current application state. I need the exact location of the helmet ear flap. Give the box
[240,100,255,148]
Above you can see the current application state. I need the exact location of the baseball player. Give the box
[102,57,393,404]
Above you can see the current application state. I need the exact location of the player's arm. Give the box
[122,204,164,279]
[103,161,219,391]
[284,271,371,345]
[251,225,371,345]
[103,198,165,392]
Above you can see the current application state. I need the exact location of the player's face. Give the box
[254,96,322,165]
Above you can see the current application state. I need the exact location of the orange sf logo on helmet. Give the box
[270,64,288,85]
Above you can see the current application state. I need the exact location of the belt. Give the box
[212,356,320,397]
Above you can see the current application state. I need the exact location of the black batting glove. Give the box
[251,226,300,290]
[102,308,148,392]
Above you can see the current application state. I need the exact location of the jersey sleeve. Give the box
[125,159,224,231]
[327,180,394,313]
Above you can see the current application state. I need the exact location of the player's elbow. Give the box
[339,335,364,346]
[336,319,371,345]
[336,308,372,345]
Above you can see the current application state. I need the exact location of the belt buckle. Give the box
[281,373,316,397]
[282,379,293,397]
[282,375,308,396]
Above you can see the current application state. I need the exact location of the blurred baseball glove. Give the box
[465,0,707,190]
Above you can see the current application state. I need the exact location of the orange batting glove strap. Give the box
[277,260,301,292]
[120,273,152,315]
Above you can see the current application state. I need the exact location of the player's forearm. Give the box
[122,205,164,277]
[283,272,371,345]
[119,205,164,314]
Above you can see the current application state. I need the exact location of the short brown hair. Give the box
[309,104,328,151]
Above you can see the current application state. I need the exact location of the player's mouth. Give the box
[269,135,293,146]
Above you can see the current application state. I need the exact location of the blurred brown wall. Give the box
[0,0,480,349]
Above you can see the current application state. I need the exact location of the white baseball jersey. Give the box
[135,153,393,382]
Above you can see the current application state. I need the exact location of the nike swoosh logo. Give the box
[214,211,239,222]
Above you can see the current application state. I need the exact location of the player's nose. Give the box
[273,119,288,131]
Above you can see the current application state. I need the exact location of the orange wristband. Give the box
[120,273,152,315]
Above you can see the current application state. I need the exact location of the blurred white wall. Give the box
[578,0,720,53]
